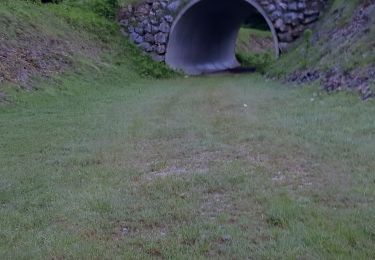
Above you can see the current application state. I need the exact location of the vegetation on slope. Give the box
[235,28,275,73]
[0,0,174,102]
[268,0,375,99]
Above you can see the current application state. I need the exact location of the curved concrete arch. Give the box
[165,0,280,74]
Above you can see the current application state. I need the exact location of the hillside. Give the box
[1,1,374,100]
[269,0,375,100]
[0,0,172,102]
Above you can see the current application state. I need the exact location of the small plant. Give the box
[302,29,313,69]
[235,52,274,74]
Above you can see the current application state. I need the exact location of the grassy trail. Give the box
[1,73,375,258]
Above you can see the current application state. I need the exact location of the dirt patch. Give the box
[112,219,168,241]
[141,140,265,180]
[321,67,373,99]
[0,38,72,88]
[0,15,102,89]
[247,35,274,54]
[200,192,233,220]
[236,31,274,54]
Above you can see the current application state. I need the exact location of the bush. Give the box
[236,52,274,74]
[90,0,119,19]
[63,0,119,19]
[125,42,176,79]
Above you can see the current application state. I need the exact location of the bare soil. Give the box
[0,16,101,89]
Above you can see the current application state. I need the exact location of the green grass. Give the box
[236,28,274,55]
[0,0,174,89]
[235,28,275,73]
[1,63,374,258]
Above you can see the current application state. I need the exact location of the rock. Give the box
[127,4,133,13]
[291,25,304,37]
[286,70,321,84]
[266,4,276,12]
[152,1,160,11]
[270,10,282,21]
[284,12,299,24]
[154,32,168,44]
[321,68,346,92]
[164,15,174,23]
[144,23,152,33]
[151,25,160,34]
[139,42,153,52]
[288,2,298,11]
[130,32,144,44]
[304,9,320,16]
[303,15,319,24]
[167,0,181,13]
[275,18,286,32]
[160,1,168,9]
[144,33,154,43]
[150,17,159,25]
[277,0,288,10]
[297,2,306,10]
[135,4,150,16]
[155,9,164,17]
[159,21,170,33]
[155,44,166,54]
[128,26,135,33]
[134,26,144,35]
[358,83,373,100]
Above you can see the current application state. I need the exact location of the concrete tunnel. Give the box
[165,0,280,75]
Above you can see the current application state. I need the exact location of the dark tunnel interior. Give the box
[165,0,279,75]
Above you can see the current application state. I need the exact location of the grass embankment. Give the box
[235,28,275,73]
[0,0,173,99]
[269,0,375,78]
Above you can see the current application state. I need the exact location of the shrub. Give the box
[90,0,119,19]
[64,0,119,19]
[236,52,274,74]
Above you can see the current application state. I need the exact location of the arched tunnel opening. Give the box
[165,0,279,75]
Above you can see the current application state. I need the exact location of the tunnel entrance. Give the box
[165,0,279,75]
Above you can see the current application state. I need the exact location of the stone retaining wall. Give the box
[118,0,327,63]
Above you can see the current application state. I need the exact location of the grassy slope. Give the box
[269,0,375,78]
[235,28,275,73]
[1,1,375,259]
[0,0,173,99]
[236,28,274,54]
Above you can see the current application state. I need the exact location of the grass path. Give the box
[1,72,375,258]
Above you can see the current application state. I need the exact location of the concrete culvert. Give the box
[165,0,279,75]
